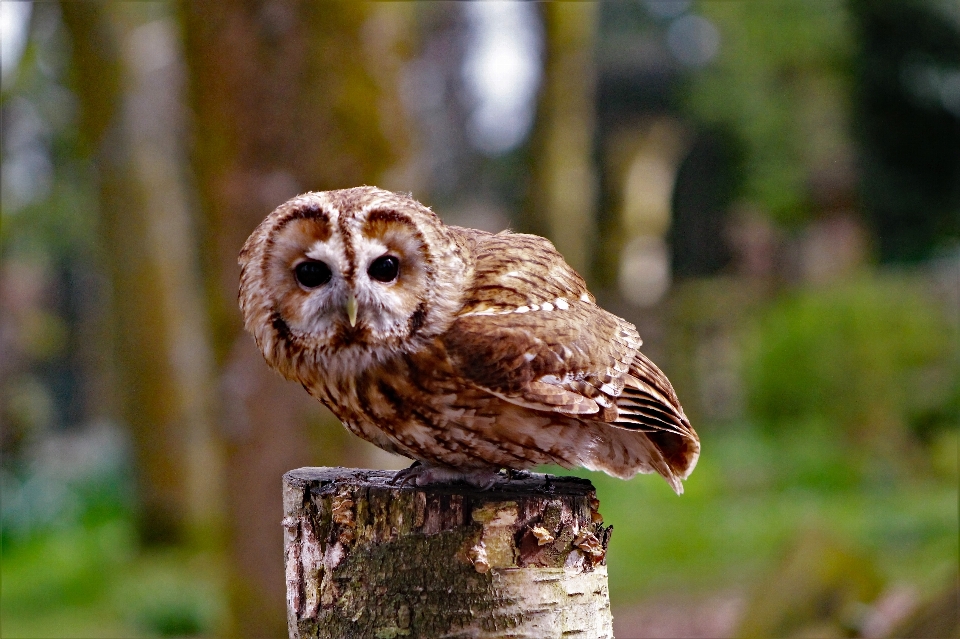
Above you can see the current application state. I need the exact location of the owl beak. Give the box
[346,293,358,327]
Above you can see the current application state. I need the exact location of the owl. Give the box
[239,187,699,492]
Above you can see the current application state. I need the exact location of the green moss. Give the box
[309,528,519,639]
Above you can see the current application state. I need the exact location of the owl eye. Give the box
[368,255,400,283]
[295,260,332,288]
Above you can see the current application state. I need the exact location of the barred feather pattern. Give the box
[239,187,699,493]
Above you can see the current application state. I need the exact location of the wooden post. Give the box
[283,467,614,639]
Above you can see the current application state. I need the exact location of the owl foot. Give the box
[391,462,502,489]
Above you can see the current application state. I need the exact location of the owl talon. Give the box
[390,461,422,486]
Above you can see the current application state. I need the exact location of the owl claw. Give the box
[390,462,502,489]
[390,461,423,486]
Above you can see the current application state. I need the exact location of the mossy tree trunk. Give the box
[526,3,600,280]
[283,468,614,639]
[179,3,412,635]
[60,2,221,546]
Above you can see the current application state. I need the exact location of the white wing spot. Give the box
[524,352,536,362]
[461,299,574,317]
[580,293,592,303]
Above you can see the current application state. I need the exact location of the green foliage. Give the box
[120,555,224,637]
[1,4,99,262]
[1,522,132,614]
[1,428,223,637]
[551,424,957,605]
[0,521,138,638]
[744,276,959,444]
[686,0,853,223]
[1,427,133,544]
[1,518,223,637]
[738,530,883,638]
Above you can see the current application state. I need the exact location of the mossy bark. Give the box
[178,4,412,634]
[61,2,221,546]
[283,468,614,639]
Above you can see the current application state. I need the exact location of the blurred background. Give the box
[1,1,958,637]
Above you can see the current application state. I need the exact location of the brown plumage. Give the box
[239,187,699,492]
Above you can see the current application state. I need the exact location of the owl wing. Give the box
[446,296,640,415]
[444,229,696,442]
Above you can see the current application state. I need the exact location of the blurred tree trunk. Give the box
[61,2,221,546]
[179,2,411,635]
[526,3,599,280]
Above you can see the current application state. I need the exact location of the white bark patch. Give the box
[283,516,302,616]
[300,516,324,619]
[471,501,519,569]
[465,566,613,638]
[319,541,345,608]
[324,541,345,571]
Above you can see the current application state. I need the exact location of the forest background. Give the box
[1,1,958,637]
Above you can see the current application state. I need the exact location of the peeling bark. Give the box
[283,468,614,639]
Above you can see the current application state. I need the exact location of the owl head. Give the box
[239,187,469,380]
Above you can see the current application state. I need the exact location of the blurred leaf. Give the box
[548,423,956,604]
[686,0,853,223]
[117,552,224,637]
[1,520,134,614]
[737,529,883,639]
[744,276,959,456]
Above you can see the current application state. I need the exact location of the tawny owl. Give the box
[238,187,699,492]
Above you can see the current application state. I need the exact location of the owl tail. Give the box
[586,426,699,494]
[588,352,700,493]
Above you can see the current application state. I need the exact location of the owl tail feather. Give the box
[585,426,699,494]
[592,352,699,493]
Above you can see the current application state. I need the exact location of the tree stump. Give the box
[282,467,614,639]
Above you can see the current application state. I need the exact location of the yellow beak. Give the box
[346,293,358,327]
